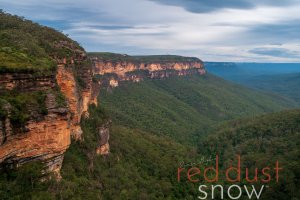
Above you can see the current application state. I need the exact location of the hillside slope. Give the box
[0,77,300,200]
[240,73,300,103]
[205,62,300,104]
[0,11,83,72]
[199,109,300,200]
[100,74,297,144]
[0,105,200,200]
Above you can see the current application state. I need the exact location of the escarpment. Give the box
[0,11,99,178]
[0,43,95,178]
[89,53,205,87]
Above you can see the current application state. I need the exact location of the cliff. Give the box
[0,12,96,179]
[89,53,206,87]
[0,44,94,179]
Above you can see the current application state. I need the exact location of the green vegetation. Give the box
[199,109,300,199]
[241,73,300,104]
[0,11,83,72]
[57,108,199,199]
[0,105,199,199]
[88,52,201,64]
[99,74,296,144]
[0,88,68,132]
[0,74,299,199]
[0,162,55,200]
[205,62,300,105]
[0,91,48,130]
[51,89,68,108]
[133,55,201,63]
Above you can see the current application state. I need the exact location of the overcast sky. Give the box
[1,0,300,62]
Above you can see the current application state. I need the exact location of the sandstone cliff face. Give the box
[56,59,93,140]
[91,57,205,87]
[93,60,203,76]
[0,42,94,178]
[0,92,70,179]
[0,73,56,91]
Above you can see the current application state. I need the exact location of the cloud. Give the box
[249,48,300,58]
[269,43,283,46]
[249,20,300,42]
[149,0,297,13]
[0,0,300,62]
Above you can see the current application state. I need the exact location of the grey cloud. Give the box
[149,0,296,13]
[250,21,300,41]
[269,43,283,46]
[80,24,170,30]
[249,48,300,58]
[1,0,300,62]
[211,20,300,47]
[83,25,134,30]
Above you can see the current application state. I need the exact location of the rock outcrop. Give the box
[0,41,94,179]
[0,73,56,91]
[0,92,71,179]
[90,54,206,87]
[96,120,111,156]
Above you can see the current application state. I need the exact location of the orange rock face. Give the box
[0,93,71,179]
[56,64,83,140]
[0,56,94,178]
[92,59,205,88]
[96,143,110,155]
[0,73,56,91]
[93,61,204,78]
[109,79,119,87]
[56,58,93,140]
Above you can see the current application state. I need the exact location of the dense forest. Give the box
[0,105,200,199]
[1,74,299,199]
[99,74,296,144]
[240,73,300,103]
[199,109,300,199]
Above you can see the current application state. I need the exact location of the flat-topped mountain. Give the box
[89,52,205,87]
[89,52,202,64]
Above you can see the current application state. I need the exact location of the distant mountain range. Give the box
[205,62,300,104]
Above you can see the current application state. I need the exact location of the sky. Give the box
[1,0,300,62]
